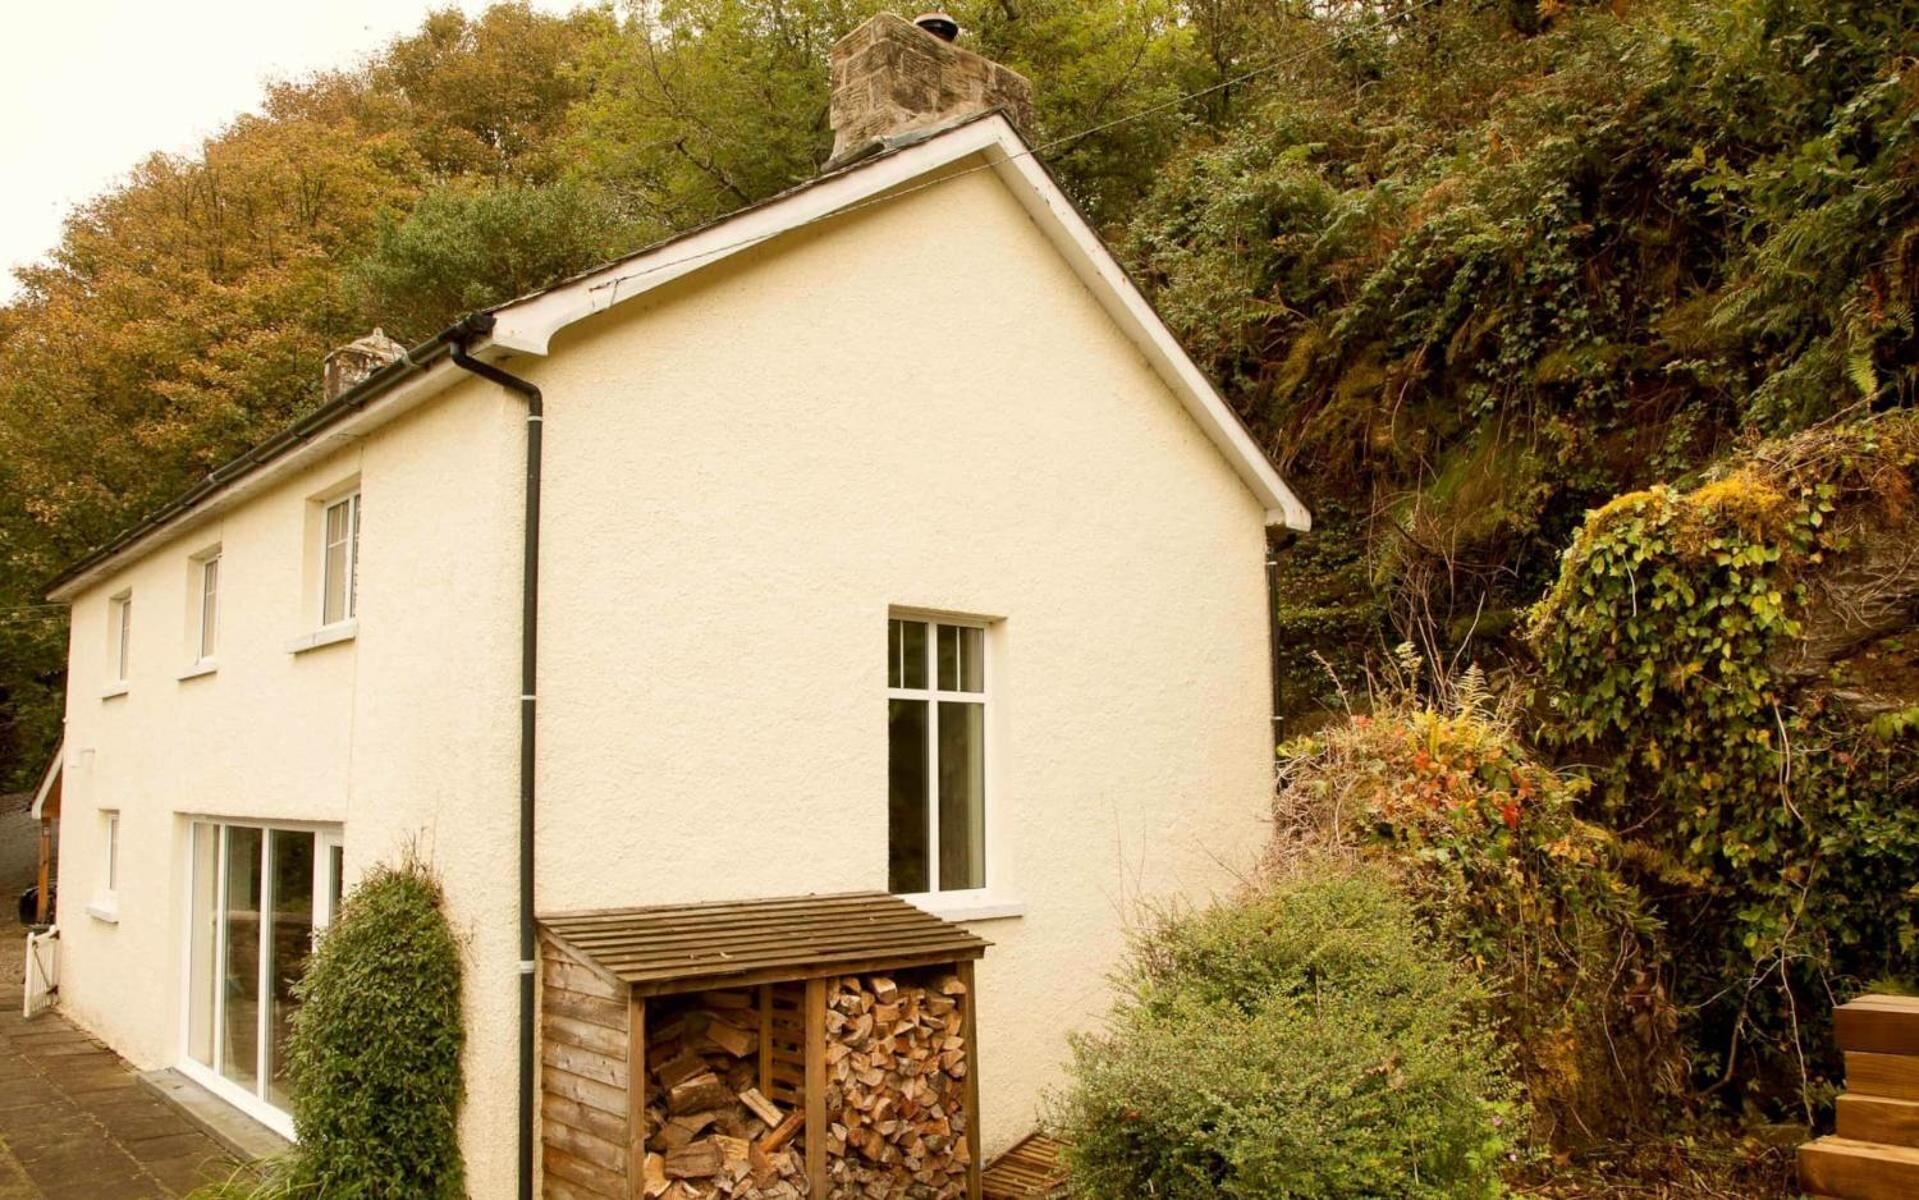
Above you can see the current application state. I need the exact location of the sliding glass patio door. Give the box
[183,821,341,1132]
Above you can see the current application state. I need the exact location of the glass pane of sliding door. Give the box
[266,830,314,1108]
[186,820,338,1122]
[219,827,263,1092]
[187,824,218,1068]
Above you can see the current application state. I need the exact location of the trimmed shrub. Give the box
[1050,870,1515,1200]
[287,855,466,1198]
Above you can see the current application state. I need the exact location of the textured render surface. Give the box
[53,153,1274,1197]
[54,387,526,1191]
[524,159,1274,1163]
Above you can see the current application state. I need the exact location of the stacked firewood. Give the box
[822,972,972,1200]
[640,991,810,1200]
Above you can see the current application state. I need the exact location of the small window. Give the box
[197,553,220,661]
[321,493,361,627]
[103,811,119,894]
[887,617,987,895]
[110,592,133,682]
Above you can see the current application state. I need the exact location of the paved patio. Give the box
[0,931,241,1199]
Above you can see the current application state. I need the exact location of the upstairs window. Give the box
[321,492,360,627]
[110,592,133,682]
[196,552,220,662]
[887,617,987,895]
[104,811,119,894]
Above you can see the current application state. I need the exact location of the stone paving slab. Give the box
[0,936,241,1199]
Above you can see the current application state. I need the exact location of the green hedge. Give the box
[1051,870,1515,1199]
[288,856,467,1198]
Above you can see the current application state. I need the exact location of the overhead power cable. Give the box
[587,0,1447,302]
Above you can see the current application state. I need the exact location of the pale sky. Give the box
[1,0,581,302]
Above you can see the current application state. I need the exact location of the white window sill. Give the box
[99,682,129,701]
[177,659,218,681]
[286,620,357,655]
[902,893,1026,923]
[86,899,119,925]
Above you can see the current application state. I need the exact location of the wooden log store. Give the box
[537,891,991,1200]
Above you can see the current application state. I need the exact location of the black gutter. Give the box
[1266,529,1297,751]
[448,315,542,1200]
[43,325,470,599]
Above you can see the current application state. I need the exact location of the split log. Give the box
[665,1141,725,1180]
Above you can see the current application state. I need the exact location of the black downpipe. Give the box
[450,316,542,1200]
[1266,530,1296,752]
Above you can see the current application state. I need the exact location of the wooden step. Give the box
[1839,1094,1919,1148]
[1836,996,1919,1056]
[1799,1136,1919,1200]
[983,1134,1067,1200]
[1848,1052,1919,1101]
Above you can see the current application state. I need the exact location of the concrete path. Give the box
[0,931,240,1199]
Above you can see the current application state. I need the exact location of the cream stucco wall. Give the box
[54,152,1275,1198]
[56,384,527,1187]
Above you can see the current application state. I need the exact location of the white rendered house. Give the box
[40,14,1308,1198]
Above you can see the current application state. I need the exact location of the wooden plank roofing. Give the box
[539,891,990,996]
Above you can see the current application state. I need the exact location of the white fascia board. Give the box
[45,356,477,603]
[487,115,1310,531]
[485,118,1013,357]
[29,742,61,820]
[975,129,1311,531]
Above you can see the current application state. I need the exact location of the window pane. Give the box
[329,844,345,924]
[200,558,219,659]
[888,699,930,894]
[323,501,348,625]
[220,827,264,1092]
[117,600,131,679]
[937,625,984,693]
[266,831,314,1108]
[105,817,117,891]
[938,702,986,891]
[896,620,927,690]
[188,824,218,1068]
[347,494,360,619]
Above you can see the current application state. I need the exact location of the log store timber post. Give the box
[538,892,991,1200]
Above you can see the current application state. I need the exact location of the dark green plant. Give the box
[1051,870,1516,1199]
[287,854,466,1199]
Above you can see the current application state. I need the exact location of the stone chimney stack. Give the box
[323,328,407,401]
[826,12,1035,170]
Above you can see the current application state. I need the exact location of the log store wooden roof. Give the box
[539,891,990,996]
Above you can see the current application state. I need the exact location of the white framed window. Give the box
[887,616,988,895]
[320,492,360,627]
[109,591,133,683]
[181,819,344,1137]
[88,810,120,923]
[105,812,119,892]
[196,551,220,662]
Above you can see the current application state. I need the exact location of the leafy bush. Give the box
[1051,871,1515,1200]
[287,855,467,1198]
[1274,667,1680,1142]
[1532,413,1919,1110]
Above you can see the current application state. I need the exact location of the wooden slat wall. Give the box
[764,982,807,1109]
[542,938,633,1200]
